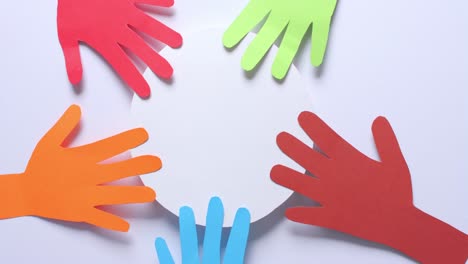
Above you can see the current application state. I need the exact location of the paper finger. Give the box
[73,128,149,162]
[223,1,270,48]
[372,117,408,169]
[42,105,81,147]
[202,197,224,264]
[241,12,288,71]
[92,186,155,206]
[179,206,200,264]
[97,155,162,184]
[311,19,332,67]
[224,208,251,264]
[62,42,83,85]
[120,30,174,79]
[85,208,130,232]
[276,132,331,177]
[270,164,325,203]
[298,112,355,158]
[271,20,310,79]
[87,41,150,98]
[155,238,175,264]
[134,0,174,7]
[130,11,182,48]
[285,207,335,230]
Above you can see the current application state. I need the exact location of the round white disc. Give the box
[131,27,313,226]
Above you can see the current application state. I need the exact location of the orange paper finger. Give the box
[97,155,162,184]
[85,208,131,232]
[92,186,156,206]
[0,105,160,232]
[39,104,81,147]
[73,128,150,162]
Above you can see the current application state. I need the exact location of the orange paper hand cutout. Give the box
[271,112,468,264]
[0,105,161,232]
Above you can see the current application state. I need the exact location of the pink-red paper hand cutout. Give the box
[271,112,468,264]
[0,105,161,231]
[57,0,182,98]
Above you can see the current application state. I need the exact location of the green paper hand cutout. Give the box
[223,0,337,79]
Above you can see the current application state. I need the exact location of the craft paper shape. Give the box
[0,105,161,232]
[223,0,337,79]
[155,197,251,264]
[271,112,468,264]
[57,0,183,98]
[131,27,313,226]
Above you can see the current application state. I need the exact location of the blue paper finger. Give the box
[202,197,224,264]
[180,206,200,264]
[155,238,175,264]
[224,208,251,264]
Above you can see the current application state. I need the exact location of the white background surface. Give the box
[0,0,466,263]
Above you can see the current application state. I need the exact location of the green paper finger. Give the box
[241,12,289,71]
[223,0,270,48]
[311,19,332,67]
[271,20,310,79]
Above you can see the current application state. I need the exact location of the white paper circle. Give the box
[131,27,313,226]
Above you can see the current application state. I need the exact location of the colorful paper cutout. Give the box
[57,0,183,98]
[223,0,337,79]
[271,112,468,264]
[0,105,161,232]
[155,197,251,264]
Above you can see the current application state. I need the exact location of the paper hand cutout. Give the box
[271,112,468,264]
[155,197,251,264]
[0,105,161,232]
[57,0,183,98]
[223,0,337,79]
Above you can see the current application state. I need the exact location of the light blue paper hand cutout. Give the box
[155,197,251,264]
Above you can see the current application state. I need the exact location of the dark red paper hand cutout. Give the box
[271,112,468,264]
[57,0,182,98]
